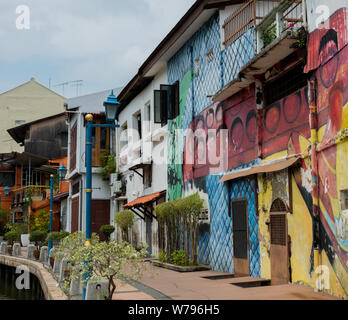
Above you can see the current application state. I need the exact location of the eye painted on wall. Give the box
[195,115,204,130]
[230,117,244,151]
[215,102,224,122]
[206,108,215,129]
[246,109,257,143]
[283,91,302,124]
[264,102,281,134]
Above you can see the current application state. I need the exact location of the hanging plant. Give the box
[98,152,117,179]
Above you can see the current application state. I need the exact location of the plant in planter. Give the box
[100,225,115,242]
[46,231,70,267]
[4,230,20,255]
[114,210,134,242]
[29,230,47,260]
[98,152,117,180]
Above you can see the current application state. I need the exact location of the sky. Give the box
[0,0,196,98]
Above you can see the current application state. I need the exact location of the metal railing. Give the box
[222,0,281,47]
[12,185,50,206]
[255,0,304,53]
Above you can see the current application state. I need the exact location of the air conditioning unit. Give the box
[110,173,122,196]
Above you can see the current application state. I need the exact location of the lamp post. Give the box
[48,165,68,255]
[0,186,10,205]
[83,90,120,300]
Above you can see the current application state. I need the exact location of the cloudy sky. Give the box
[0,0,195,98]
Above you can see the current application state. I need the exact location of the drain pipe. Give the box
[308,77,321,291]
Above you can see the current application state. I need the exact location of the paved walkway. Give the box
[112,262,339,300]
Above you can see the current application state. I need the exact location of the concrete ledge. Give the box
[151,260,210,272]
[0,254,67,300]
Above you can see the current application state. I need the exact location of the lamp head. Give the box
[58,164,67,179]
[4,186,10,197]
[103,90,120,122]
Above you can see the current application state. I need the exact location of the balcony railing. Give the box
[222,0,281,47]
[12,185,50,206]
[255,0,304,53]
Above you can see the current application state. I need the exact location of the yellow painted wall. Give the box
[0,78,66,153]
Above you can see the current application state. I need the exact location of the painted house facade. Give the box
[115,0,347,298]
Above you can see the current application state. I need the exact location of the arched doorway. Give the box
[269,198,289,285]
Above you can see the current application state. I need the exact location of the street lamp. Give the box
[48,165,68,255]
[83,90,120,300]
[0,186,10,204]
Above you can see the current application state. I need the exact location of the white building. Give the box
[65,88,122,239]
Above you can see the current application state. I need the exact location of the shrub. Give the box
[158,250,167,263]
[31,209,50,233]
[47,231,70,243]
[114,210,134,242]
[4,230,20,245]
[30,230,47,247]
[10,223,28,235]
[171,250,186,266]
[100,225,115,242]
[0,209,10,236]
[98,153,116,179]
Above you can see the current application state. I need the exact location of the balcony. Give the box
[12,185,50,207]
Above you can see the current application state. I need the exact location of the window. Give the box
[145,103,151,134]
[154,82,179,126]
[143,165,152,189]
[264,61,307,106]
[91,120,110,167]
[70,122,77,172]
[199,208,209,222]
[232,199,248,259]
[0,172,14,186]
[137,113,142,140]
[341,190,348,211]
[120,122,128,151]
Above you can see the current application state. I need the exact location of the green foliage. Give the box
[4,230,20,245]
[53,232,149,300]
[98,153,116,179]
[158,250,167,263]
[9,223,28,235]
[114,210,134,242]
[29,230,47,246]
[0,209,10,235]
[100,225,115,241]
[47,231,70,243]
[171,250,186,266]
[296,27,308,49]
[31,209,50,233]
[262,24,277,48]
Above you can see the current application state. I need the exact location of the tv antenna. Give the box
[54,80,84,97]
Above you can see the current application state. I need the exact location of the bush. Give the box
[171,250,186,266]
[4,230,20,245]
[31,209,50,233]
[47,231,70,243]
[100,225,115,242]
[30,230,47,247]
[114,210,134,242]
[158,250,167,263]
[10,223,28,235]
[98,153,116,179]
[0,209,10,236]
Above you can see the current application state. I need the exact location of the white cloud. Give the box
[0,0,195,97]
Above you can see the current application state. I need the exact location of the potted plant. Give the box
[4,230,20,255]
[98,152,117,180]
[29,230,47,260]
[100,225,115,242]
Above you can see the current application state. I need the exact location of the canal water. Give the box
[0,264,45,300]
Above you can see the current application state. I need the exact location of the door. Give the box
[232,200,249,276]
[145,215,152,255]
[71,196,79,233]
[270,212,288,285]
[92,200,110,241]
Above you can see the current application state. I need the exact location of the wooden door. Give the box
[270,212,288,285]
[232,200,249,276]
[92,200,110,241]
[71,196,79,233]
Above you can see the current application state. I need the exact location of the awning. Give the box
[123,190,166,209]
[219,157,299,183]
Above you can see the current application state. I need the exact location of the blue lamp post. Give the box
[48,165,68,255]
[83,90,120,300]
[0,186,10,204]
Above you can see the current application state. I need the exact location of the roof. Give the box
[0,152,49,167]
[123,190,166,208]
[117,0,243,111]
[67,87,123,113]
[219,157,299,183]
[7,112,66,144]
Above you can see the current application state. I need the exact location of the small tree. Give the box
[29,230,47,249]
[4,230,20,245]
[100,225,115,242]
[114,210,134,242]
[31,209,51,233]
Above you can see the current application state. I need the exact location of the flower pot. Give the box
[33,249,40,260]
[7,245,12,255]
[21,234,30,247]
[50,256,55,268]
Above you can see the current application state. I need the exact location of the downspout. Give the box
[308,77,321,291]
